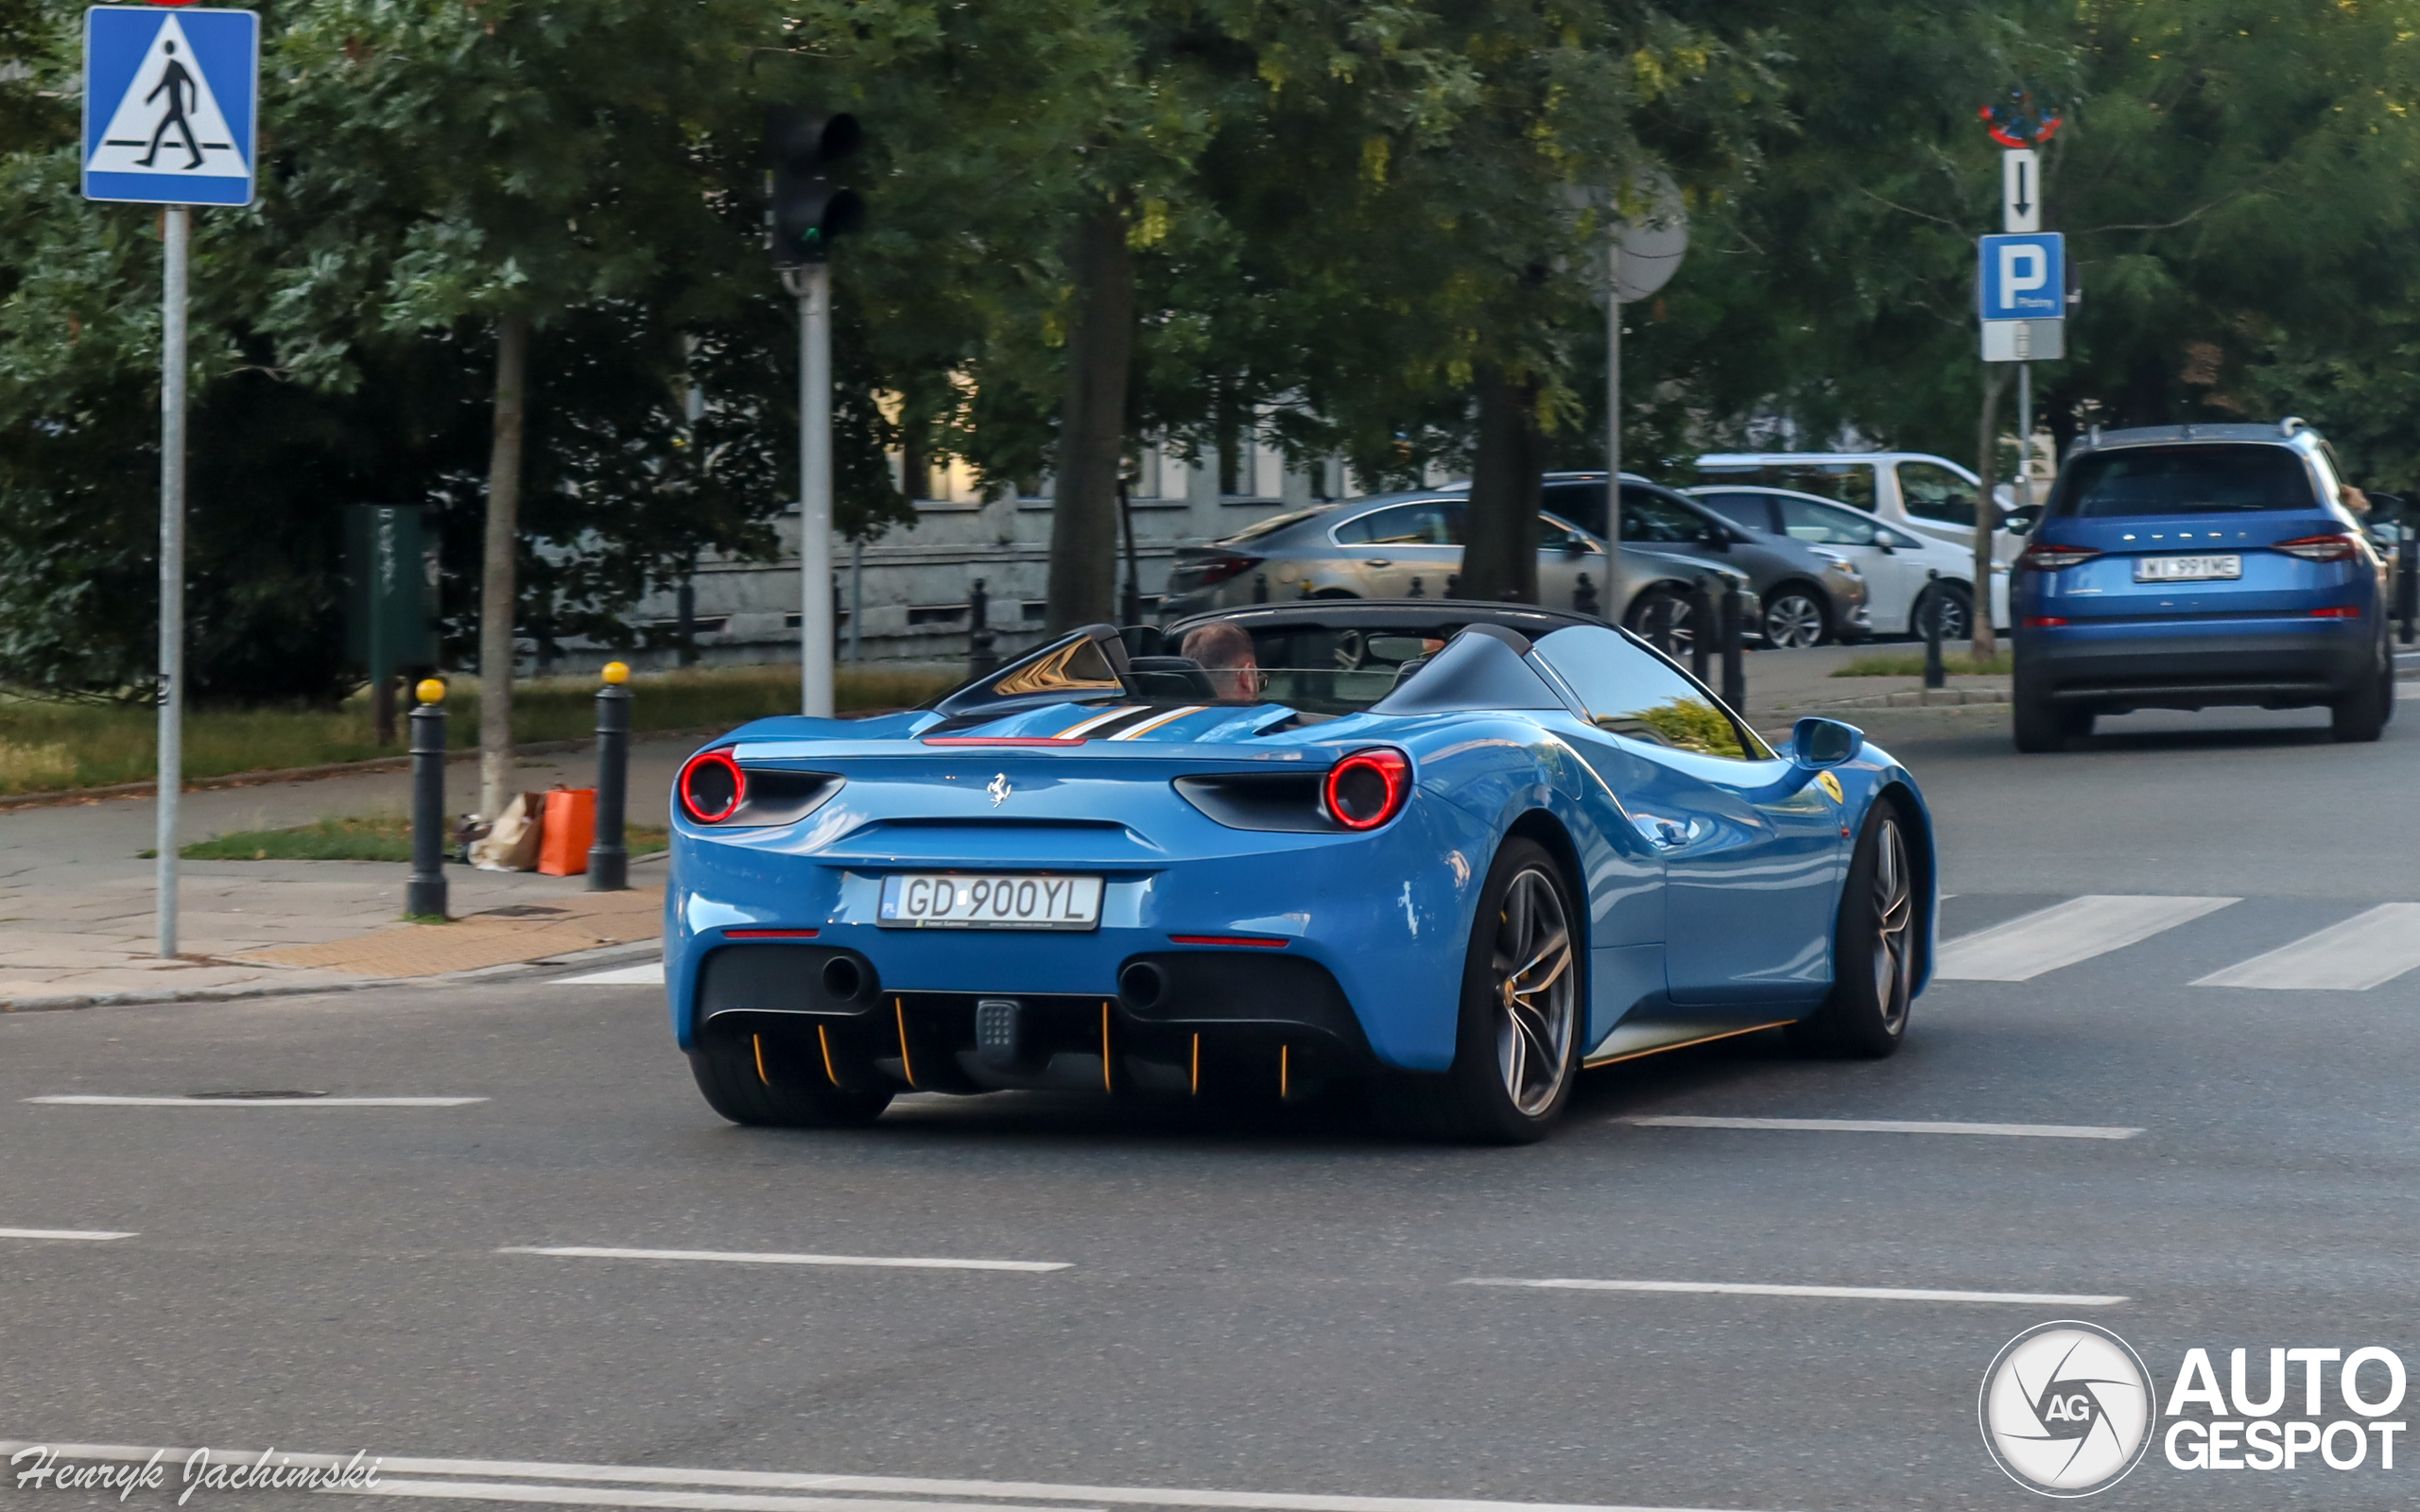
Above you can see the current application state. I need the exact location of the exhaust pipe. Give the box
[821,954,868,1004]
[1118,960,1168,1012]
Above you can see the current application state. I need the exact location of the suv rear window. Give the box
[2053,445,2318,518]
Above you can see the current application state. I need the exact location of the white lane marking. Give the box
[1107,705,1208,740]
[1051,706,1147,739]
[1934,894,2237,980]
[26,1094,486,1107]
[334,1482,1095,1512]
[0,1445,1765,1512]
[554,961,665,986]
[1623,1116,2141,1140]
[499,1246,1069,1273]
[0,1227,135,1241]
[2193,902,2420,990]
[2395,682,2420,700]
[1461,1278,2126,1306]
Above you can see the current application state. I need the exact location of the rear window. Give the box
[2053,445,2319,518]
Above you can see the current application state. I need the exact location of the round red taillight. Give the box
[678,749,746,824]
[1323,747,1411,831]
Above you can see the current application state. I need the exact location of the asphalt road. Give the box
[5,700,2419,1510]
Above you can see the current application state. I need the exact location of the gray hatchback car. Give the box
[1159,493,1759,648]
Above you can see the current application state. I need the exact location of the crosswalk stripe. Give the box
[2193,902,2420,990]
[1935,894,2238,981]
[554,961,664,986]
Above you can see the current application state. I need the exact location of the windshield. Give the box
[2052,445,2319,518]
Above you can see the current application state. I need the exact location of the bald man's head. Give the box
[1181,622,1264,700]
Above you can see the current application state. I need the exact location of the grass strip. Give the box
[1832,649,2013,677]
[1,662,959,798]
[169,816,671,863]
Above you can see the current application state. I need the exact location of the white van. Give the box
[1693,451,2024,566]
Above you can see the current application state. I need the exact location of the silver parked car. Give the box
[1160,494,1759,648]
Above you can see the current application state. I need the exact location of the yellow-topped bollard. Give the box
[590,662,632,890]
[406,677,449,919]
[601,662,631,686]
[415,678,447,706]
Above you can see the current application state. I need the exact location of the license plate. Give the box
[2135,554,2241,582]
[877,873,1103,931]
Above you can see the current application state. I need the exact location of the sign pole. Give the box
[156,203,188,958]
[1605,244,1622,564]
[2016,360,2033,515]
[792,263,835,718]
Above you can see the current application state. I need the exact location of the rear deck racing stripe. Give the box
[1622,1116,2142,1139]
[1106,705,1208,739]
[1051,706,1150,739]
[0,1443,1779,1512]
[496,1246,1069,1272]
[25,1094,486,1108]
[1460,1278,2126,1306]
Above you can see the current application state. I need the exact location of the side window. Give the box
[1694,492,1777,533]
[1530,626,1767,761]
[1896,462,1979,526]
[1335,501,1460,545]
[1617,486,1710,543]
[1775,496,1880,545]
[1542,481,1609,537]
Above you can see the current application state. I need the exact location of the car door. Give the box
[1529,626,1844,1007]
[1325,499,1463,598]
[1535,512,1612,616]
[1772,494,1916,634]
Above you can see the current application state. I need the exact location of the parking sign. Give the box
[1978,232,2064,321]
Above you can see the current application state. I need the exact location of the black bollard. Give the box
[1720,580,1747,709]
[588,662,631,892]
[406,679,448,919]
[1688,577,1714,682]
[1922,569,1946,689]
[967,577,998,678]
[1573,572,1598,620]
[2400,532,2418,646]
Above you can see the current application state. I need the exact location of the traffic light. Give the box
[765,108,864,266]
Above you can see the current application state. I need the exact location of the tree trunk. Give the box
[1971,364,2011,661]
[1461,364,1543,603]
[478,312,530,821]
[1045,206,1135,631]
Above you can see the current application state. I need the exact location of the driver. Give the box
[1180,622,1266,701]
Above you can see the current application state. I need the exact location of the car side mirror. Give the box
[1563,536,1586,558]
[1874,539,1896,555]
[1791,716,1864,768]
[2002,507,2040,537]
[1703,529,1733,552]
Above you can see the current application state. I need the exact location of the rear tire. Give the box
[1624,585,1695,657]
[2331,644,2391,743]
[689,1024,893,1127]
[1789,803,1917,1059]
[1913,582,1973,644]
[2012,679,2069,753]
[1385,839,1582,1143]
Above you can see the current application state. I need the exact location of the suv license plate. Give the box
[2135,554,2241,582]
[877,873,1103,930]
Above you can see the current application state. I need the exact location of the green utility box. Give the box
[344,506,440,737]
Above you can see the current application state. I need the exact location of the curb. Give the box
[0,936,664,1016]
[1797,686,2014,712]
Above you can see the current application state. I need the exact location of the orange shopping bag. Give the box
[536,786,596,876]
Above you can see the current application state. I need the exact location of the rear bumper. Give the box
[2016,620,2375,710]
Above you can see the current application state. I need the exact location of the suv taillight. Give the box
[1323,747,1410,831]
[2273,533,2361,562]
[2017,541,2101,572]
[678,748,746,823]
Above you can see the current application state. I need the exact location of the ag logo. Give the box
[1980,1321,2154,1497]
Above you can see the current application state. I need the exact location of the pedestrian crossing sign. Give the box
[81,7,259,206]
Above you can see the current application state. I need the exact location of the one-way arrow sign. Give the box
[2001,148,2040,234]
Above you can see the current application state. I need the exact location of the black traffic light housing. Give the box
[766,108,864,266]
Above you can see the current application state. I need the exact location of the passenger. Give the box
[1180,622,1266,701]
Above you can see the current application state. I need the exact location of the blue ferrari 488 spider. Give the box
[666,602,1936,1142]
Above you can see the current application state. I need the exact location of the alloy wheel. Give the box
[1922,590,1970,644]
[1870,818,1914,1033]
[1764,593,1825,649]
[1492,868,1577,1115]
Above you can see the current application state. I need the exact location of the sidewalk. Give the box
[1733,644,2012,717]
[0,733,700,1010]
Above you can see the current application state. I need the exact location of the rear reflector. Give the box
[1168,934,1290,948]
[725,928,821,939]
[2311,605,2362,618]
[2023,616,2069,628]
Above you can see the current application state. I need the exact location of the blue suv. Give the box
[2010,421,2393,751]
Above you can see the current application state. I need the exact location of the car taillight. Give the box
[1190,553,1262,588]
[678,748,746,823]
[2017,541,2100,572]
[2273,533,2361,562]
[1323,747,1410,831]
[2022,616,2069,628]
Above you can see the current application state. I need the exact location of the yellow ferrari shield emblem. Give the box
[1816,770,1844,804]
